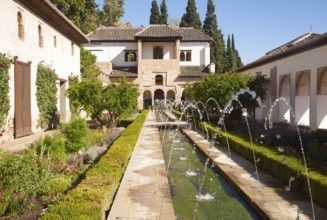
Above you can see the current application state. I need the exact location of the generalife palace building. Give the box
[84,25,214,109]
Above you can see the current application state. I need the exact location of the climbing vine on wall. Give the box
[0,53,11,130]
[36,62,58,128]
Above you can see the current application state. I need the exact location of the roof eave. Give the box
[17,0,89,44]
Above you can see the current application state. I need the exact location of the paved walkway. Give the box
[107,112,175,220]
[0,130,58,153]
[182,129,327,220]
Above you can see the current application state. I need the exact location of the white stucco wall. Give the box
[142,42,176,60]
[84,42,138,66]
[0,0,81,137]
[180,42,210,66]
[239,44,327,129]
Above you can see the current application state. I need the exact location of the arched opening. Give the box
[279,75,291,97]
[318,69,327,95]
[296,72,310,96]
[38,25,43,48]
[143,90,152,109]
[155,75,163,85]
[180,52,185,61]
[153,47,163,59]
[167,90,175,101]
[186,51,191,61]
[154,89,165,100]
[279,75,291,122]
[17,12,24,40]
[181,90,187,101]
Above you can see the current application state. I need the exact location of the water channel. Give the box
[160,128,261,219]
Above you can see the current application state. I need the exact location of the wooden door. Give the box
[14,61,32,138]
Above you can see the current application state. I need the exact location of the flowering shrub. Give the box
[0,53,11,131]
[35,62,58,129]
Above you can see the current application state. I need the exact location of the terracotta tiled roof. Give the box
[87,26,212,42]
[237,32,327,72]
[110,67,138,78]
[87,27,144,41]
[135,25,182,39]
[173,27,213,42]
[179,66,210,77]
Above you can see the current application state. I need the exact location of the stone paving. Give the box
[107,112,175,220]
[0,130,58,153]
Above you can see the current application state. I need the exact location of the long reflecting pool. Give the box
[161,129,261,220]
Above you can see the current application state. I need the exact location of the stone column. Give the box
[175,39,180,62]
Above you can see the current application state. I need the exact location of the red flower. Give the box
[0,63,3,68]
[0,133,3,137]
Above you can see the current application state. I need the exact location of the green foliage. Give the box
[40,111,148,219]
[160,0,168,24]
[201,123,327,210]
[67,77,139,126]
[149,0,161,24]
[180,0,202,30]
[36,62,58,129]
[66,74,80,116]
[60,117,89,152]
[80,47,101,80]
[51,0,98,34]
[99,0,125,27]
[312,129,327,144]
[0,53,11,129]
[307,142,327,162]
[31,134,67,161]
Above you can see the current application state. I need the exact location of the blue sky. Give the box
[95,0,327,65]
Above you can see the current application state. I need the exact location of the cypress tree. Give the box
[203,0,225,73]
[231,34,243,68]
[160,0,168,24]
[225,35,236,73]
[180,0,202,30]
[150,0,161,24]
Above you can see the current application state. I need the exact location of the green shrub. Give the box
[40,111,148,219]
[60,117,89,152]
[307,142,327,162]
[312,129,327,144]
[31,134,67,161]
[88,129,104,147]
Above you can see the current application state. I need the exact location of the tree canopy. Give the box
[160,0,168,24]
[180,0,202,30]
[99,0,125,27]
[51,0,98,34]
[203,0,225,73]
[149,0,161,24]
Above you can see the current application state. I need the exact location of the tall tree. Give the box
[180,0,202,30]
[203,0,225,73]
[231,34,238,70]
[51,0,98,34]
[231,34,243,68]
[160,0,168,24]
[99,0,125,26]
[225,35,236,73]
[150,0,161,24]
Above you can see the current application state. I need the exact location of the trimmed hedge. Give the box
[173,110,327,210]
[40,110,148,220]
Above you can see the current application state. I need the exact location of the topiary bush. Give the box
[60,117,89,152]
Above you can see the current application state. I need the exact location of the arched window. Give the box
[153,47,163,59]
[124,51,137,62]
[279,75,291,97]
[317,69,327,95]
[17,12,24,40]
[155,75,163,85]
[296,71,310,96]
[186,51,192,61]
[54,36,57,48]
[180,52,185,61]
[38,25,43,48]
